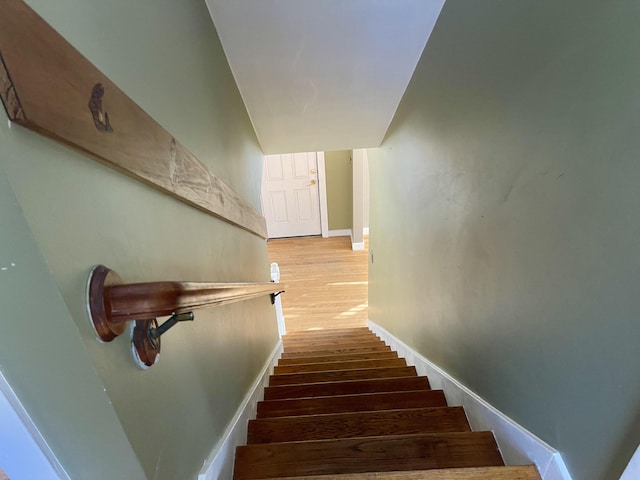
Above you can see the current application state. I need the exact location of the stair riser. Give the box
[277,351,399,365]
[274,358,407,374]
[257,390,447,418]
[283,340,387,353]
[281,346,392,358]
[264,376,430,400]
[269,366,417,386]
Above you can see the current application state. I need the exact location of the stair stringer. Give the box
[367,320,572,480]
[198,340,283,480]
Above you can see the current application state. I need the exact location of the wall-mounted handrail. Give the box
[102,279,285,322]
[87,265,285,368]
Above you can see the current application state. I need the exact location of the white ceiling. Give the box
[205,0,445,154]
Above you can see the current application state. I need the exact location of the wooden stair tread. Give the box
[282,327,372,338]
[233,432,504,480]
[270,366,417,386]
[254,465,542,480]
[248,406,470,443]
[274,357,407,374]
[281,345,392,358]
[264,376,431,400]
[284,331,379,340]
[282,331,380,343]
[277,351,399,365]
[283,340,387,353]
[257,390,447,418]
[282,327,375,339]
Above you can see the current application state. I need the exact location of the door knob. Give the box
[307,179,317,186]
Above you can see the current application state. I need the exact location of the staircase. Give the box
[233,327,542,479]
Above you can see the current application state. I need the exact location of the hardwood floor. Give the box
[266,236,368,332]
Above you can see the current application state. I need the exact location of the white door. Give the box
[262,152,321,238]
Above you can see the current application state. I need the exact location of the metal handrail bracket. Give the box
[86,265,284,368]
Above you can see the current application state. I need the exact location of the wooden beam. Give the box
[0,0,267,238]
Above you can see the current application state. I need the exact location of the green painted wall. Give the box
[368,2,640,479]
[0,1,278,479]
[324,150,353,231]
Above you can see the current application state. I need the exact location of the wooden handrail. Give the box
[87,265,284,367]
[106,281,283,322]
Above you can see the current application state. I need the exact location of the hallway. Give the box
[267,236,368,332]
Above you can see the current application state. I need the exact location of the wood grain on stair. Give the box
[257,390,447,418]
[269,366,417,386]
[283,340,387,353]
[282,327,372,338]
[233,432,504,479]
[277,351,399,365]
[274,357,406,374]
[263,376,431,400]
[254,465,542,480]
[248,406,470,443]
[282,330,377,342]
[282,332,379,344]
[281,340,385,352]
[280,345,392,358]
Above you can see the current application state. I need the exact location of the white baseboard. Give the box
[620,445,640,480]
[198,341,283,480]
[352,228,366,250]
[327,229,366,250]
[367,320,572,480]
[351,241,365,251]
[328,229,351,238]
[0,370,70,480]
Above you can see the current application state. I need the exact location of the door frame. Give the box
[316,151,329,238]
[262,150,368,246]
